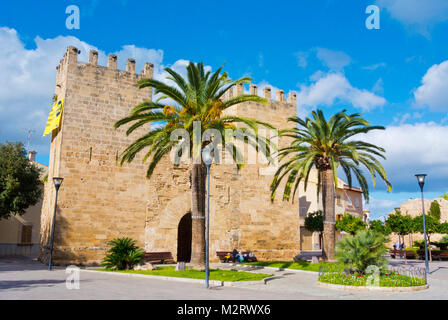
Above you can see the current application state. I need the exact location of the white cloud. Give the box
[297,73,386,112]
[0,27,103,154]
[316,48,351,71]
[114,45,164,73]
[413,60,448,112]
[366,197,402,219]
[376,0,448,34]
[0,27,190,157]
[362,122,448,192]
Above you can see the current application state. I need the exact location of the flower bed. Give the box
[318,270,426,287]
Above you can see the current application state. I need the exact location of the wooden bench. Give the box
[431,251,440,260]
[216,251,233,263]
[389,249,416,259]
[439,251,448,260]
[144,252,174,264]
[429,251,448,260]
[389,249,400,258]
[416,250,448,261]
[216,251,257,263]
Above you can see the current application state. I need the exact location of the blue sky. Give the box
[1,0,448,219]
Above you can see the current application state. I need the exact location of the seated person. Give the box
[238,251,245,263]
[232,248,239,262]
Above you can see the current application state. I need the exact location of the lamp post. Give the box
[202,148,213,289]
[48,177,63,271]
[415,174,429,278]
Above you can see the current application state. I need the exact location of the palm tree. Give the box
[270,110,391,261]
[114,62,275,269]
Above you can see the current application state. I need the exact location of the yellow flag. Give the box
[43,99,64,136]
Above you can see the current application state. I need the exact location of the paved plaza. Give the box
[1,256,447,300]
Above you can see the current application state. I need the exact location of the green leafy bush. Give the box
[439,223,448,235]
[335,229,388,273]
[102,237,144,270]
[369,219,391,235]
[385,210,413,245]
[0,142,43,219]
[413,240,425,248]
[304,210,323,248]
[335,213,367,235]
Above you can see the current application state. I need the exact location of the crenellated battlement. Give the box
[56,46,154,80]
[56,46,296,107]
[224,82,297,106]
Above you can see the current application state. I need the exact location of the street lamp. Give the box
[415,174,429,278]
[48,177,63,270]
[202,147,213,289]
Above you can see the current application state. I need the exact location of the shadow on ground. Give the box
[0,279,68,291]
[0,256,48,272]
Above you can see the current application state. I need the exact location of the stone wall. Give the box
[387,198,448,248]
[143,81,300,262]
[40,47,153,265]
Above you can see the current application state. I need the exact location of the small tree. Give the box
[304,210,323,249]
[335,229,388,273]
[428,200,441,221]
[369,219,391,236]
[385,209,413,248]
[441,193,448,201]
[0,142,42,220]
[413,215,440,262]
[335,213,367,235]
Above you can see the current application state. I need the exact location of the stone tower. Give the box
[40,46,300,265]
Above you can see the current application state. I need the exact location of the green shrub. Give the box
[413,240,425,248]
[369,219,391,235]
[335,229,388,273]
[102,237,144,270]
[335,213,367,235]
[440,236,448,244]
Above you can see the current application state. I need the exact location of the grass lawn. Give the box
[244,261,338,272]
[92,266,272,282]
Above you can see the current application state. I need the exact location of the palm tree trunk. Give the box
[319,232,323,250]
[321,169,336,261]
[190,163,206,270]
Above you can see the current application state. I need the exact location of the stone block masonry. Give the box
[40,46,300,265]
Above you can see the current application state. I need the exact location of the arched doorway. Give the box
[177,212,192,262]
